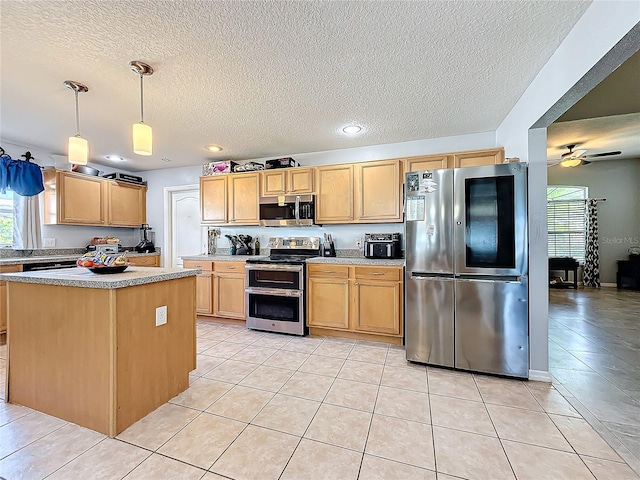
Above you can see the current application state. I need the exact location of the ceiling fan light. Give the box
[68,135,88,165]
[133,122,152,156]
[560,158,582,168]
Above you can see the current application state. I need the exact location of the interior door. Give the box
[170,188,206,267]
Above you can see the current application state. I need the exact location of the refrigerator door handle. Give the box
[455,275,524,284]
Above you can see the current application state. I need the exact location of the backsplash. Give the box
[0,247,160,258]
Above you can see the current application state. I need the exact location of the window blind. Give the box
[547,200,586,263]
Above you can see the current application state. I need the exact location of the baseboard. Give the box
[528,369,553,383]
[601,282,617,287]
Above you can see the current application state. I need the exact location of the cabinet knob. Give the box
[354,282,359,285]
[228,266,236,269]
[323,270,335,273]
[344,281,348,285]
[371,272,383,276]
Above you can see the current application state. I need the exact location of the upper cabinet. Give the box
[200,172,260,225]
[404,154,450,173]
[355,159,402,223]
[107,182,146,227]
[43,170,146,227]
[451,148,505,168]
[316,159,402,224]
[261,168,314,196]
[315,164,354,223]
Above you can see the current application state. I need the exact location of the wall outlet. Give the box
[43,238,56,247]
[155,305,167,326]
[355,237,362,249]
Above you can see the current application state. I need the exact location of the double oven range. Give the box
[245,237,321,336]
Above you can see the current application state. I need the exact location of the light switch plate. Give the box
[155,305,167,326]
[43,238,56,247]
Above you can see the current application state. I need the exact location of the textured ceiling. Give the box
[1,0,591,172]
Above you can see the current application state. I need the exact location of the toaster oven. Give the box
[364,233,402,259]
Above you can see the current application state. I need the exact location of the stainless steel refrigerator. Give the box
[405,163,529,378]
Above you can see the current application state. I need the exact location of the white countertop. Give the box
[0,266,198,289]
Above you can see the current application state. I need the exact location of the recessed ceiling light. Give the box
[342,125,362,135]
[161,157,172,163]
[105,155,126,162]
[206,145,223,152]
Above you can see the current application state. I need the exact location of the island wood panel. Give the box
[115,276,195,433]
[6,276,196,437]
[7,283,115,435]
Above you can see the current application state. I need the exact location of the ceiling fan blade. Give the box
[584,151,621,158]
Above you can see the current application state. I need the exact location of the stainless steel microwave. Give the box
[259,195,315,226]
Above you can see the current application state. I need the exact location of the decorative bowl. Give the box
[87,265,128,274]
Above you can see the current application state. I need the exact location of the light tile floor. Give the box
[0,319,638,480]
[548,287,640,476]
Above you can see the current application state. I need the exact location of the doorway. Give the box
[163,185,206,268]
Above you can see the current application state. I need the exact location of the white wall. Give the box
[496,1,640,375]
[2,141,140,249]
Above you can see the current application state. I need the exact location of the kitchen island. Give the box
[0,266,198,437]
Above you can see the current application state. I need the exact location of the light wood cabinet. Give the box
[43,170,146,227]
[404,154,451,172]
[200,173,259,225]
[315,164,354,223]
[183,260,245,319]
[404,149,505,172]
[200,176,227,224]
[228,173,260,225]
[213,262,245,319]
[316,160,402,224]
[127,255,159,267]
[307,266,350,329]
[355,159,402,223]
[307,264,403,342]
[0,264,22,333]
[262,168,315,196]
[183,260,214,314]
[107,182,146,227]
[452,148,505,168]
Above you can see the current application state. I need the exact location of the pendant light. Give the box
[64,80,89,165]
[129,60,154,156]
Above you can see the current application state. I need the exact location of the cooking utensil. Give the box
[72,164,101,176]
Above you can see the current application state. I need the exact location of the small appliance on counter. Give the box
[364,233,402,259]
[135,224,155,253]
[322,233,336,257]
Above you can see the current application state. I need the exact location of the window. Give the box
[0,190,13,247]
[547,186,588,263]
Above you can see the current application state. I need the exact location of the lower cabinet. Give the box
[127,255,160,267]
[307,264,403,342]
[183,260,245,319]
[213,261,245,319]
[0,264,22,334]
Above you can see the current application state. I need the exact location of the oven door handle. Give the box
[245,287,302,297]
[245,264,304,273]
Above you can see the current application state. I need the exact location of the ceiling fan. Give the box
[550,144,622,167]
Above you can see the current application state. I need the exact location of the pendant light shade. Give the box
[64,80,89,165]
[130,61,154,156]
[68,135,88,165]
[133,122,152,156]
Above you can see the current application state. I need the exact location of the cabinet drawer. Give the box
[214,261,244,273]
[128,256,159,267]
[354,266,401,281]
[183,260,213,271]
[308,264,349,278]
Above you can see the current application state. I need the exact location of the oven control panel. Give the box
[268,237,321,250]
